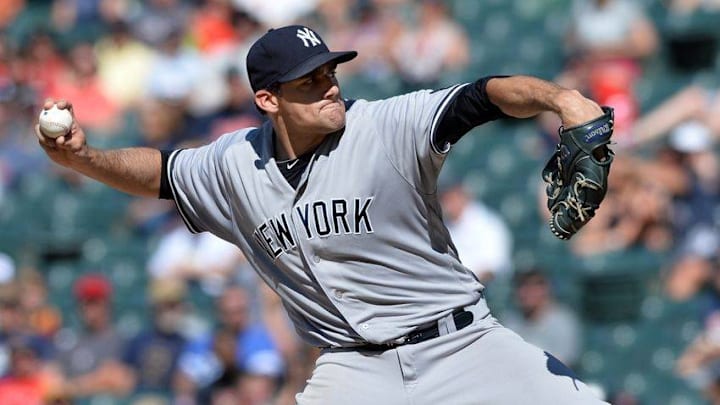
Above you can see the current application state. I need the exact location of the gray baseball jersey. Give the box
[167,84,484,347]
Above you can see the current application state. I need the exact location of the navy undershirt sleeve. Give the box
[159,150,172,200]
[433,76,511,151]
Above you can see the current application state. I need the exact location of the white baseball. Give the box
[38,105,73,139]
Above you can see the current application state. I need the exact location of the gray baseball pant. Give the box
[296,301,607,405]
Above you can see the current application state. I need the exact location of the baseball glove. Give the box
[542,106,615,240]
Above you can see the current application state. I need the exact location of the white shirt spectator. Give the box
[447,201,513,280]
[148,223,246,295]
[232,0,319,27]
[0,253,14,284]
[571,0,643,49]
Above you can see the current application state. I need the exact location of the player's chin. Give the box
[319,106,346,132]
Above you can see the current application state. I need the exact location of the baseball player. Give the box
[36,26,609,404]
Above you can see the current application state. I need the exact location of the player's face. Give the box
[277,63,346,135]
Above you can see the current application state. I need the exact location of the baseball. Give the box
[38,105,73,139]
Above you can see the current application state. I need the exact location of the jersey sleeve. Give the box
[166,134,238,240]
[433,76,510,149]
[368,84,468,193]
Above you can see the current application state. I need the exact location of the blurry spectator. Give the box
[313,0,397,84]
[566,0,659,63]
[258,283,315,405]
[0,282,53,378]
[0,0,23,31]
[633,85,720,146]
[147,217,248,296]
[20,31,67,97]
[439,182,512,283]
[0,96,48,193]
[18,269,62,339]
[95,21,156,109]
[566,155,675,257]
[192,325,281,405]
[203,328,241,403]
[122,278,190,397]
[190,0,238,55]
[667,0,720,14]
[213,66,264,129]
[233,0,319,27]
[130,0,191,48]
[0,335,66,405]
[389,0,469,91]
[54,273,132,399]
[44,41,121,135]
[145,26,202,105]
[664,251,719,303]
[675,270,720,403]
[0,33,50,192]
[126,198,176,237]
[176,285,283,404]
[135,98,191,150]
[0,32,14,80]
[238,367,280,405]
[0,253,14,284]
[50,0,106,37]
[186,11,261,117]
[501,269,582,367]
[194,66,263,141]
[668,122,720,400]
[666,122,720,236]
[552,0,659,144]
[312,0,359,58]
[662,123,720,300]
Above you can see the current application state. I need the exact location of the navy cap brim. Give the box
[278,51,358,84]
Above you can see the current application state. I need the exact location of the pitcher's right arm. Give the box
[36,98,162,198]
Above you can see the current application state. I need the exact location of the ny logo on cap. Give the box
[296,27,321,48]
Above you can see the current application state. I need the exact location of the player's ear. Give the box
[255,90,279,115]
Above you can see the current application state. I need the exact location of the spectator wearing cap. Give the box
[53,273,133,400]
[122,278,190,399]
[666,122,720,237]
[663,121,720,301]
[175,285,284,404]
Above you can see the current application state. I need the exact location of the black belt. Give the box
[351,306,476,352]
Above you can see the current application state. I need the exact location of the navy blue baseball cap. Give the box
[246,25,357,93]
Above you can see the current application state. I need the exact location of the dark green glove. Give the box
[542,106,615,240]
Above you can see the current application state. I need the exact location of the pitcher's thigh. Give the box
[296,350,408,405]
[416,327,607,405]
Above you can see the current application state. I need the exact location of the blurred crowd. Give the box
[0,0,719,404]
